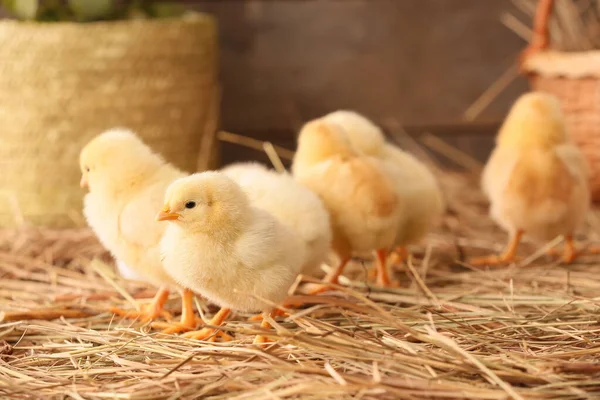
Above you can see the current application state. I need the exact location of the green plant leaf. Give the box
[67,0,113,21]
[3,0,39,20]
[149,2,185,19]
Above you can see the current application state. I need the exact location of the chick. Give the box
[323,111,445,268]
[80,129,198,332]
[158,172,304,344]
[471,92,590,265]
[221,161,332,277]
[292,119,402,289]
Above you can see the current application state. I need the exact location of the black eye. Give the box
[185,201,196,209]
[85,166,90,172]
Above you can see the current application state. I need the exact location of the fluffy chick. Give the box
[222,161,332,277]
[292,118,402,289]
[158,172,304,344]
[471,92,590,265]
[323,111,445,268]
[80,129,198,331]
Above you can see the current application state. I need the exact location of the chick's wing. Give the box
[327,156,399,223]
[118,180,168,249]
[481,147,520,201]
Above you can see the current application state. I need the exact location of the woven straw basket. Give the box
[521,0,600,200]
[0,13,219,228]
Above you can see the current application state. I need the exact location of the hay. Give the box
[2,161,600,398]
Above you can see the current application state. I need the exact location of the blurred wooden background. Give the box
[1,0,531,167]
[187,0,529,166]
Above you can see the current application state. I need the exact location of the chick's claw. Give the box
[183,328,233,342]
[248,309,287,322]
[158,288,202,333]
[253,334,272,347]
[109,305,172,322]
[469,255,501,266]
[305,283,334,295]
[154,317,203,334]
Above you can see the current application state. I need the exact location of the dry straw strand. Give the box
[1,137,600,398]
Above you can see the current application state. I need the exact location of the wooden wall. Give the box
[190,0,530,166]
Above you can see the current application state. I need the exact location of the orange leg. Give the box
[374,249,399,287]
[389,246,409,265]
[307,257,351,295]
[110,286,172,321]
[157,289,201,333]
[183,308,233,342]
[253,310,281,346]
[551,237,600,262]
[470,230,523,266]
[369,246,408,279]
[561,235,577,264]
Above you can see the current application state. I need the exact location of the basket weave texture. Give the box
[521,0,600,200]
[0,14,219,227]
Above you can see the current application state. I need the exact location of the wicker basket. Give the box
[521,0,600,200]
[0,13,219,228]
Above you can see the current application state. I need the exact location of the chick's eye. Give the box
[85,166,90,172]
[185,201,196,209]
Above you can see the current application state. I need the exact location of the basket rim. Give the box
[523,49,600,79]
[0,11,215,30]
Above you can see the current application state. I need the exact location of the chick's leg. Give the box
[551,237,600,262]
[469,230,523,266]
[183,308,233,342]
[561,235,577,264]
[307,257,350,295]
[156,289,201,333]
[253,310,280,347]
[369,246,407,280]
[390,246,409,265]
[374,249,399,287]
[110,286,172,321]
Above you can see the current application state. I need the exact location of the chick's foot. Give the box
[156,288,200,333]
[181,307,232,341]
[469,231,523,267]
[109,287,172,322]
[182,328,233,342]
[109,305,173,322]
[388,247,409,266]
[469,254,513,266]
[253,310,279,347]
[546,236,580,264]
[248,308,287,321]
[305,283,334,295]
[305,257,351,295]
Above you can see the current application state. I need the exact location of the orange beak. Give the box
[156,207,181,221]
[80,176,88,188]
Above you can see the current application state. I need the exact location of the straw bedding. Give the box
[1,168,600,399]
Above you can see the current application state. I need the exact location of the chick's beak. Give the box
[156,207,181,222]
[80,176,88,188]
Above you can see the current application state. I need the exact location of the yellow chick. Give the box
[322,111,445,266]
[471,92,590,265]
[292,119,401,289]
[80,129,198,332]
[157,172,304,344]
[221,161,332,277]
